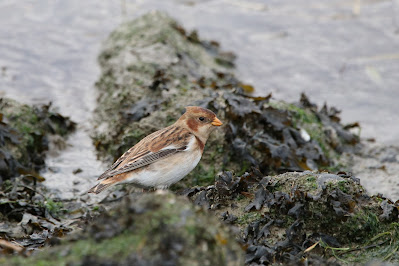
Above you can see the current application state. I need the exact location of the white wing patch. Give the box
[183,135,198,151]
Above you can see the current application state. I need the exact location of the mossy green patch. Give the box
[1,232,144,266]
[237,212,262,226]
[268,172,323,194]
[270,100,338,158]
[321,222,399,264]
[269,101,319,126]
[336,180,351,193]
[40,198,67,219]
[191,164,216,186]
[343,210,381,241]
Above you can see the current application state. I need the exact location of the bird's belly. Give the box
[124,150,202,188]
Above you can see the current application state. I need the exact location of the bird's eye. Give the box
[199,117,205,121]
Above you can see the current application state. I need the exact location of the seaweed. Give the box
[0,98,76,181]
[185,170,399,264]
[0,98,77,254]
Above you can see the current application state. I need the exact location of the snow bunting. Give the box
[88,106,223,194]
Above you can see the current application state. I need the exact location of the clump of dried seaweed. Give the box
[184,170,399,265]
[0,176,74,254]
[0,98,76,181]
[0,98,77,254]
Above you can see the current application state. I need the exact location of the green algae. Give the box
[269,100,339,160]
[187,170,399,264]
[40,198,67,219]
[237,212,262,226]
[269,100,319,126]
[1,233,144,266]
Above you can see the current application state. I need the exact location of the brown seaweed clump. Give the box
[0,98,76,181]
[0,97,76,252]
[184,170,399,265]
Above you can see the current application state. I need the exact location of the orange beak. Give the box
[211,117,223,126]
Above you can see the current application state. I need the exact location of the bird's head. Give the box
[177,106,223,142]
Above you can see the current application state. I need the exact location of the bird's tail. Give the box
[88,182,113,194]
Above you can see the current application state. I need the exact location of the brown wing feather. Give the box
[97,125,192,181]
[97,149,151,180]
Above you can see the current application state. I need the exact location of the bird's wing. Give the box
[97,126,193,180]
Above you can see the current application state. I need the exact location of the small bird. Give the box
[88,106,223,194]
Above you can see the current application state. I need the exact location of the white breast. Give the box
[123,136,202,188]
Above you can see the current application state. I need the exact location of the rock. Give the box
[1,192,244,265]
[92,12,360,189]
[186,170,399,264]
[0,98,76,181]
[0,98,76,251]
